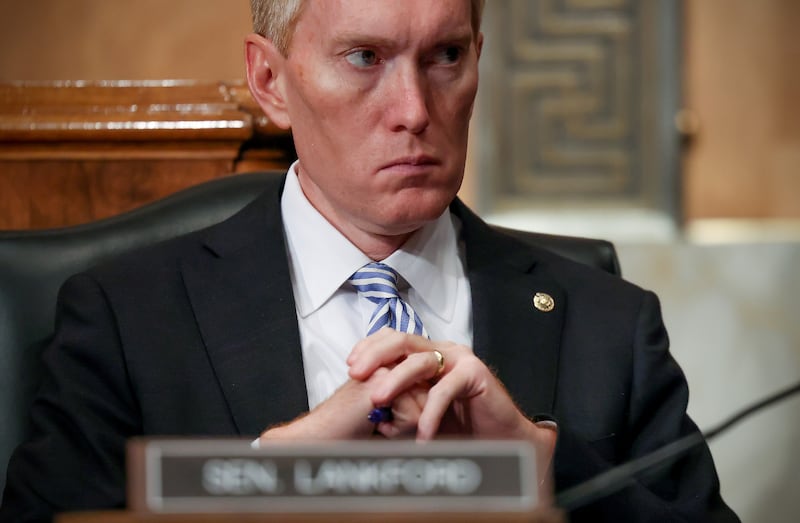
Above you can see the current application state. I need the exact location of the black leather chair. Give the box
[0,170,620,495]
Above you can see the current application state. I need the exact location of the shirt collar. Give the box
[382,211,460,323]
[282,163,369,318]
[281,162,460,322]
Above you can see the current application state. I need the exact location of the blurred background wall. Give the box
[1,0,799,521]
[0,0,250,81]
[684,0,800,222]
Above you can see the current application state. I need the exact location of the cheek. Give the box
[433,76,478,134]
[455,77,479,121]
[289,62,342,119]
[289,68,376,144]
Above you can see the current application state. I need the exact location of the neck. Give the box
[294,165,420,261]
[312,206,414,260]
[353,231,413,261]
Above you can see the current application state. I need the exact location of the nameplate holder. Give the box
[127,438,538,513]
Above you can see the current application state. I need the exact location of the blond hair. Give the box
[250,0,485,55]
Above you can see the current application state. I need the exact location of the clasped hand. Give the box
[347,328,552,444]
[259,329,556,493]
[260,329,556,463]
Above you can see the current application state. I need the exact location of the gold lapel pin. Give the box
[533,292,555,312]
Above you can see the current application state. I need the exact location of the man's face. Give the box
[272,0,481,241]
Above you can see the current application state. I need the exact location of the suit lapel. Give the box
[455,201,565,417]
[181,177,309,436]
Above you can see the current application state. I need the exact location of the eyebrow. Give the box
[332,32,397,50]
[331,29,474,52]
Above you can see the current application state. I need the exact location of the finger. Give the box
[348,329,433,379]
[376,386,428,439]
[416,371,465,441]
[346,326,394,365]
[370,350,444,405]
[409,384,429,409]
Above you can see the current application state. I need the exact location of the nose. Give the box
[384,63,430,135]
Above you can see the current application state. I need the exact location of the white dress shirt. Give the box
[280,163,473,409]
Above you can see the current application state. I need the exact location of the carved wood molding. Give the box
[0,80,291,155]
[0,80,295,229]
[477,0,680,220]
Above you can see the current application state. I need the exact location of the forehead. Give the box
[292,0,474,49]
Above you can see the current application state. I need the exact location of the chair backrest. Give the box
[0,171,621,494]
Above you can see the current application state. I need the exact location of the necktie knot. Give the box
[348,262,428,337]
[348,262,400,303]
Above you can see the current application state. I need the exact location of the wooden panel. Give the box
[0,0,251,82]
[683,0,800,219]
[0,160,233,229]
[0,80,295,229]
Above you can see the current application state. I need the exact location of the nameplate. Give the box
[127,439,538,513]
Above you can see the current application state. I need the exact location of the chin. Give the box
[378,197,453,233]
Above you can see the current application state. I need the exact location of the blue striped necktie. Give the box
[348,262,428,338]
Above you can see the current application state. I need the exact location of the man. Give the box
[1,0,737,521]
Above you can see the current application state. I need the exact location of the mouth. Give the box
[379,155,440,174]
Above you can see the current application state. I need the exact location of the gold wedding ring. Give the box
[432,349,445,376]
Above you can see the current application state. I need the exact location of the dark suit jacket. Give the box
[1,176,737,522]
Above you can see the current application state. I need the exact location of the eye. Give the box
[433,46,463,65]
[345,49,381,68]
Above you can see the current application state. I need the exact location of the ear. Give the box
[244,33,292,130]
[475,31,484,59]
